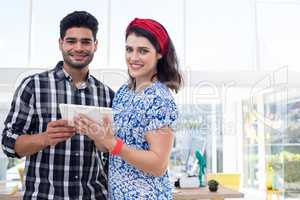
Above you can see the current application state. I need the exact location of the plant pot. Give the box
[208,179,219,192]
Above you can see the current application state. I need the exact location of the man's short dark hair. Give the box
[60,11,98,40]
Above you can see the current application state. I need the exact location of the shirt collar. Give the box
[54,61,93,89]
[54,61,66,81]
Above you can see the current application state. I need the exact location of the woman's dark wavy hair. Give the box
[126,27,183,93]
[60,11,98,40]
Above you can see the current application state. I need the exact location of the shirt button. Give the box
[75,153,79,156]
[75,176,78,179]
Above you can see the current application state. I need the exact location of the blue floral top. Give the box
[108,81,177,200]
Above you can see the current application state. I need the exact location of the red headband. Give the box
[126,18,169,55]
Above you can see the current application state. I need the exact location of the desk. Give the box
[173,186,244,200]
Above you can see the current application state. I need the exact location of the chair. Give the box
[17,162,25,191]
[265,173,282,200]
[207,173,241,191]
[266,189,281,200]
[265,162,282,200]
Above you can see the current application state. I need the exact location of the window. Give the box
[170,104,223,177]
[0,2,30,68]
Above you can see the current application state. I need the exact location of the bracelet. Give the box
[111,138,123,155]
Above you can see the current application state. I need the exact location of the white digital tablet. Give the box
[59,104,112,126]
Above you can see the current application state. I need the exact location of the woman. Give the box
[75,18,182,199]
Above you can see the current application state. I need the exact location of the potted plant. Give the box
[208,179,219,192]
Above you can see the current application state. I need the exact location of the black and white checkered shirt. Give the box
[2,61,114,200]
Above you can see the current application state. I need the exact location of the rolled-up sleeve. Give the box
[2,77,35,158]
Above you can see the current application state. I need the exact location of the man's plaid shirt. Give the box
[2,61,114,200]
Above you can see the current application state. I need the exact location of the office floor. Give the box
[237,188,298,200]
[240,188,268,200]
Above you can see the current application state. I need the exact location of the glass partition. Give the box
[243,88,300,199]
[170,103,222,178]
[242,99,260,188]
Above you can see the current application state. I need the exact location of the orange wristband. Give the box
[111,138,123,155]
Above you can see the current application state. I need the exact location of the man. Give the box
[2,11,114,200]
